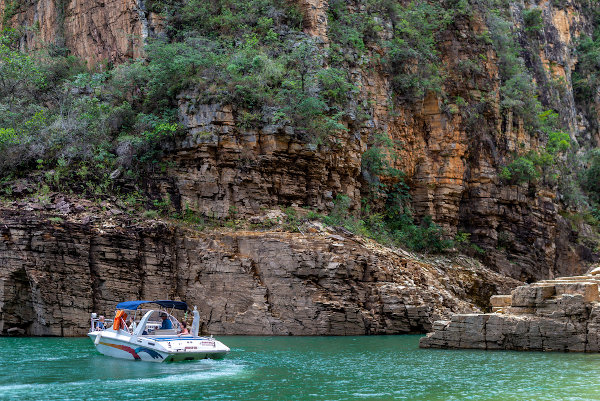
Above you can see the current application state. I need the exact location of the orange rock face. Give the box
[0,0,158,67]
[298,0,329,43]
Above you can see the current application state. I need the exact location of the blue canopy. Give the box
[115,300,188,311]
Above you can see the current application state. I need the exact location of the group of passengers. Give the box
[95,313,189,335]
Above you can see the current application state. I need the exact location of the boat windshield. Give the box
[142,310,179,335]
[119,309,185,336]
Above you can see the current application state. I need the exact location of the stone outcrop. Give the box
[165,101,363,218]
[419,268,600,352]
[299,0,329,43]
[0,206,518,336]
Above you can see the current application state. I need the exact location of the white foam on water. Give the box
[351,392,390,398]
[19,355,74,363]
[0,361,246,399]
[0,383,36,392]
[112,362,247,385]
[0,379,97,394]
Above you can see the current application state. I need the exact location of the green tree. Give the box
[581,149,600,203]
[0,35,46,111]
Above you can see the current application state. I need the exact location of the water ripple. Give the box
[2,336,600,401]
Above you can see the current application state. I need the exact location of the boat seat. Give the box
[153,329,177,335]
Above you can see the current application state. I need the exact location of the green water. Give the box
[1,336,599,401]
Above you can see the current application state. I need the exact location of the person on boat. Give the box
[178,321,189,336]
[128,317,137,332]
[97,316,106,330]
[160,313,173,330]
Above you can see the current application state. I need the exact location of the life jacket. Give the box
[113,310,128,330]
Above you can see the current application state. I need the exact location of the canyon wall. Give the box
[1,0,599,334]
[0,207,518,336]
[160,0,599,282]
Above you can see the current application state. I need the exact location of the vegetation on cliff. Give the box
[1,0,600,256]
[574,1,600,216]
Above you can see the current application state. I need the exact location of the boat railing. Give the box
[90,306,193,336]
[89,313,113,332]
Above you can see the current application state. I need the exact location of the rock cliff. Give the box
[0,205,518,336]
[159,0,599,282]
[0,0,162,66]
[419,268,600,352]
[1,0,600,336]
[2,1,599,281]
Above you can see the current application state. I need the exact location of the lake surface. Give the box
[1,335,599,400]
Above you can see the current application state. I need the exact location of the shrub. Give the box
[355,132,452,253]
[486,11,545,132]
[175,0,302,39]
[323,194,352,226]
[573,1,600,106]
[573,35,600,102]
[2,0,25,25]
[523,8,543,34]
[394,216,453,253]
[143,210,160,219]
[361,134,404,189]
[500,156,539,184]
[547,131,571,154]
[384,2,451,99]
[0,128,18,148]
[143,38,207,112]
[581,149,600,203]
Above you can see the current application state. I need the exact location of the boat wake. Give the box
[0,361,247,400]
[117,361,247,384]
[18,355,80,363]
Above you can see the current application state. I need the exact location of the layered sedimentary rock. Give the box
[1,0,600,337]
[165,101,363,218]
[455,0,595,281]
[419,269,600,351]
[0,205,518,336]
[299,0,329,42]
[0,0,162,66]
[162,1,598,282]
[2,0,599,281]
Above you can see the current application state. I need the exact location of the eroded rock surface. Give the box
[0,208,518,336]
[420,269,600,352]
[0,0,162,66]
[165,101,363,218]
[2,0,599,283]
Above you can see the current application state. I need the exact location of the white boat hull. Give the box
[88,330,229,363]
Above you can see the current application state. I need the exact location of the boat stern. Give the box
[157,336,230,362]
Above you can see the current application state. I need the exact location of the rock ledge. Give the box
[420,269,600,352]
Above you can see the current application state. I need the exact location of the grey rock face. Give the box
[0,210,518,336]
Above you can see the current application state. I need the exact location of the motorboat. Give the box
[88,300,230,362]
